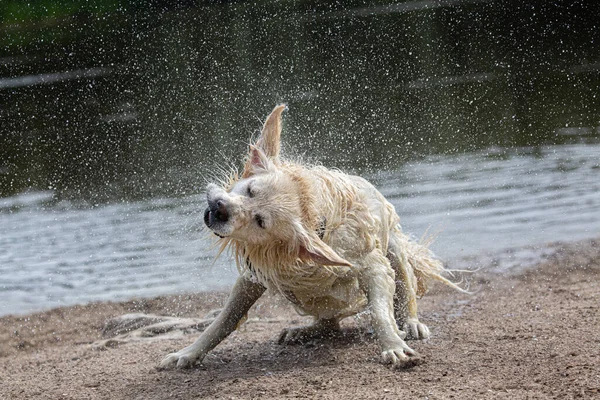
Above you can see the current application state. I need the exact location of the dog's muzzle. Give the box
[204,198,229,229]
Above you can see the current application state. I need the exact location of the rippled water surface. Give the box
[1,142,598,316]
[2,1,600,315]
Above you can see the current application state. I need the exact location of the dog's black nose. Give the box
[206,199,229,225]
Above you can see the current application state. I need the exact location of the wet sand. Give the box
[1,239,599,399]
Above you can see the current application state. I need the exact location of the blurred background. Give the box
[1,0,599,315]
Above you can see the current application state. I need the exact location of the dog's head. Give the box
[204,105,350,267]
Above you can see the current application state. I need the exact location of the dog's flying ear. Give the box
[257,104,286,159]
[247,145,273,173]
[243,104,286,177]
[298,232,352,267]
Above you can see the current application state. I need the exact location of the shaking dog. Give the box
[159,105,462,369]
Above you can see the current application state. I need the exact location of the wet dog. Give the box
[159,105,462,369]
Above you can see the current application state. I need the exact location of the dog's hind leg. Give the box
[158,274,265,369]
[278,317,340,344]
[387,233,431,340]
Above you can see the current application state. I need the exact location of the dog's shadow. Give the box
[149,326,377,390]
[202,326,373,375]
[124,324,427,398]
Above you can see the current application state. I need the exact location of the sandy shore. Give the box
[1,239,599,399]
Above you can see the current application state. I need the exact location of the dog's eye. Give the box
[247,185,255,198]
[254,214,265,229]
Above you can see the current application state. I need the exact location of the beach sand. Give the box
[1,239,598,399]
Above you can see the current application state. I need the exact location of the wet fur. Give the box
[159,105,463,370]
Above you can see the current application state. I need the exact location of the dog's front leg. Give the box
[158,275,265,369]
[360,253,418,366]
[387,235,431,340]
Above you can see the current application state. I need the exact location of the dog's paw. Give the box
[278,326,317,344]
[278,323,337,345]
[381,341,421,368]
[402,318,430,340]
[157,348,203,370]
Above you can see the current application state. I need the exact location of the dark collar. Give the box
[317,216,327,240]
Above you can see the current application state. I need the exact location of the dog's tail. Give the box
[389,227,468,297]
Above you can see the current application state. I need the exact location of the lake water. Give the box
[1,140,599,316]
[1,1,600,315]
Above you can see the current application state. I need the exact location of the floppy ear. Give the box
[298,232,352,267]
[243,104,286,177]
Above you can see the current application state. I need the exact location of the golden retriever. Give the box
[159,105,462,369]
